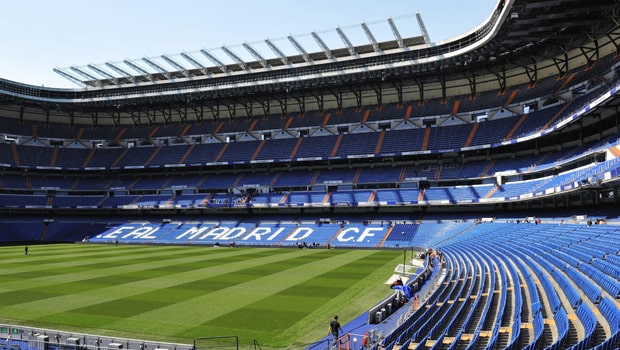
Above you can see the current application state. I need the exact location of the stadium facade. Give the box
[0,0,619,349]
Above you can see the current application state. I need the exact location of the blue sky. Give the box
[0,0,496,88]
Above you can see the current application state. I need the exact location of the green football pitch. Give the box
[0,244,402,349]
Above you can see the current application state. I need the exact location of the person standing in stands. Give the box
[328,315,343,348]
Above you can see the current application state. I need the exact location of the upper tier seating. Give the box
[0,79,612,172]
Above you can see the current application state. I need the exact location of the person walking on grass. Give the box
[328,315,343,348]
[24,245,28,255]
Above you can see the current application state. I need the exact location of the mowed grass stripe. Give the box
[1,247,322,317]
[195,250,400,346]
[4,249,330,336]
[101,250,391,344]
[0,245,282,293]
[67,251,335,317]
[108,249,344,322]
[0,245,401,349]
[0,247,308,330]
[0,244,182,268]
[0,245,199,286]
[0,244,234,277]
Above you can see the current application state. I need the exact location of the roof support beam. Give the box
[208,104,220,121]
[70,66,99,81]
[551,49,569,78]
[350,85,362,109]
[261,99,270,117]
[108,111,121,128]
[242,43,269,68]
[52,68,87,87]
[370,83,383,107]
[177,108,188,124]
[309,92,323,113]
[161,55,190,77]
[265,39,288,65]
[90,111,99,128]
[129,111,141,126]
[311,32,333,59]
[124,60,152,80]
[393,81,403,105]
[291,94,305,115]
[225,102,237,120]
[105,62,136,83]
[361,22,380,53]
[257,98,270,116]
[524,62,538,87]
[387,17,405,48]
[192,105,204,123]
[142,57,170,78]
[243,101,253,118]
[200,49,227,73]
[466,74,477,98]
[87,64,118,84]
[416,79,425,103]
[227,102,237,119]
[221,46,247,70]
[329,89,343,111]
[277,96,287,115]
[579,39,600,69]
[287,35,312,63]
[67,110,75,128]
[159,109,171,127]
[180,52,209,75]
[439,75,447,103]
[145,110,157,126]
[604,30,620,55]
[336,27,356,56]
[493,67,507,94]
[416,13,432,45]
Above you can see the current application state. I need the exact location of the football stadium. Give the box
[1,0,620,349]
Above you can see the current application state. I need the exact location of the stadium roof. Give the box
[52,14,428,89]
[0,0,618,125]
[50,0,618,90]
